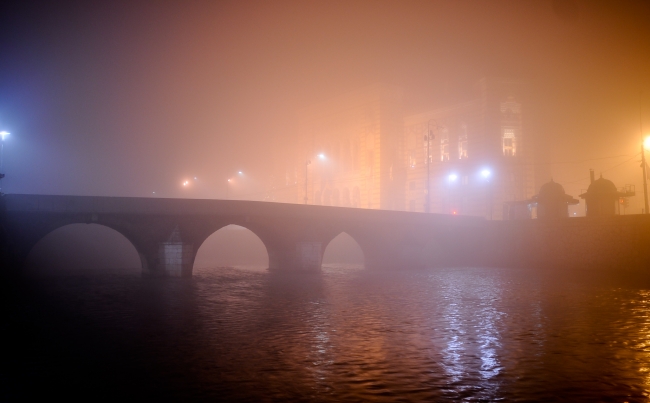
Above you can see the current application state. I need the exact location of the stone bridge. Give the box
[3,194,650,278]
[0,194,483,277]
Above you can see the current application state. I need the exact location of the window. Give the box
[342,187,350,206]
[458,124,468,159]
[332,188,340,206]
[409,149,416,168]
[440,127,449,162]
[502,128,516,156]
[323,189,331,206]
[500,99,521,114]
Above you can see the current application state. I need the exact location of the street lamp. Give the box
[305,153,326,204]
[0,131,8,170]
[304,159,311,204]
[642,135,650,214]
[0,131,7,194]
[226,171,244,200]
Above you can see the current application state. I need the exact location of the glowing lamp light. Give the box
[644,136,650,150]
[452,210,458,215]
[448,173,458,182]
[481,169,491,178]
[183,180,189,186]
[318,153,326,160]
[238,171,243,175]
[227,179,232,183]
[0,131,9,141]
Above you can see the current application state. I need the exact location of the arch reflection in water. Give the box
[193,224,269,272]
[25,223,141,274]
[322,232,364,268]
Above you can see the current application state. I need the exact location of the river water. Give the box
[4,265,650,402]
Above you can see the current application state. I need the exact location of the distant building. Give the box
[267,84,404,210]
[267,78,538,219]
[404,78,535,218]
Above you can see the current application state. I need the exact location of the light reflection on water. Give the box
[9,265,650,401]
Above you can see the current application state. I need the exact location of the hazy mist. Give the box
[1,0,648,210]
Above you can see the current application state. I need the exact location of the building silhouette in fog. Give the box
[579,171,635,217]
[267,78,538,219]
[534,180,579,219]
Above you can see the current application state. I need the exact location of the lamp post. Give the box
[226,171,244,200]
[425,120,438,213]
[0,131,9,193]
[304,159,311,204]
[642,136,649,214]
[304,153,325,205]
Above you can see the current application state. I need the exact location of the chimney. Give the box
[589,169,595,184]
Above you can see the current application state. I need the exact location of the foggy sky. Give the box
[1,0,649,211]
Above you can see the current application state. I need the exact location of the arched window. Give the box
[352,186,361,208]
[342,187,351,207]
[323,189,332,206]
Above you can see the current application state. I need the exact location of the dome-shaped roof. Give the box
[585,175,617,196]
[538,179,566,200]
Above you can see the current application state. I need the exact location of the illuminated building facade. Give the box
[267,84,405,210]
[404,78,535,219]
[267,78,536,219]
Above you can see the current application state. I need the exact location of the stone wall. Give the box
[460,215,650,273]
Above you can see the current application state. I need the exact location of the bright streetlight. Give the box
[641,135,650,214]
[448,173,458,182]
[481,169,491,178]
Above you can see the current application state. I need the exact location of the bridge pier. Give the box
[267,241,323,271]
[140,226,195,278]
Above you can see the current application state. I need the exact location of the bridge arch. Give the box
[193,224,269,274]
[25,223,141,273]
[322,231,365,268]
